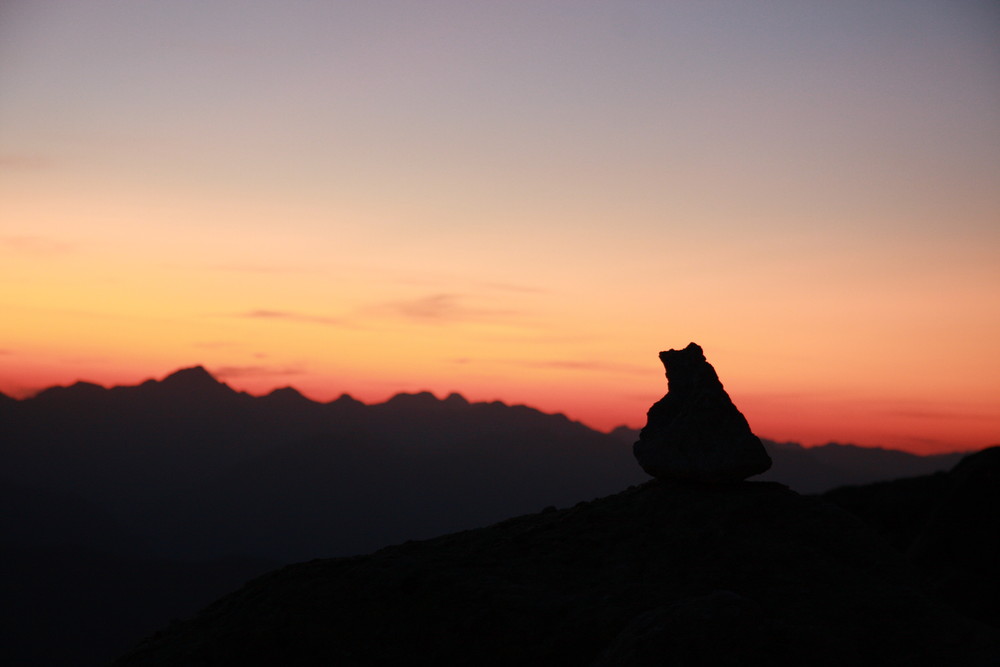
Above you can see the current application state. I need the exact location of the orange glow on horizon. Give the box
[2,3,998,459]
[2,358,996,456]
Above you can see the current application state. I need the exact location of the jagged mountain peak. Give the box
[444,392,469,406]
[384,390,441,406]
[329,393,363,406]
[266,385,304,397]
[33,380,107,402]
[264,386,309,402]
[160,365,222,387]
[140,366,239,402]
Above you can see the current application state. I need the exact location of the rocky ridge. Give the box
[112,474,1000,666]
[112,347,1000,665]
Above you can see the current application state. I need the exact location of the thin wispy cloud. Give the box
[381,293,518,323]
[862,397,999,422]
[209,263,311,275]
[883,408,998,421]
[1,235,76,256]
[213,365,305,379]
[452,357,650,376]
[478,281,546,294]
[237,309,350,327]
[193,341,239,350]
[513,359,650,376]
[387,271,544,296]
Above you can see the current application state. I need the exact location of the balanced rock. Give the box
[633,343,772,483]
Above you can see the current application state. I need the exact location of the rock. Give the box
[633,343,772,483]
[823,446,1000,625]
[907,446,1000,621]
[592,591,774,667]
[109,480,1000,666]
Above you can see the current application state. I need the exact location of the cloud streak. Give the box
[380,293,518,323]
[236,310,350,327]
[212,365,305,379]
[1,235,76,256]
[883,409,999,421]
[478,281,546,294]
[208,263,311,275]
[193,341,239,350]
[512,359,650,375]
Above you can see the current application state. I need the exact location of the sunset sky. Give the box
[1,1,998,454]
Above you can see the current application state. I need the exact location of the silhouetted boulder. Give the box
[634,343,772,483]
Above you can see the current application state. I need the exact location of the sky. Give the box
[1,1,998,454]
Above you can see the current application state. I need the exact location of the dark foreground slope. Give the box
[824,445,1000,627]
[0,546,277,667]
[114,479,999,666]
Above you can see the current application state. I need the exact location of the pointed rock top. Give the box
[662,341,704,360]
[658,343,721,395]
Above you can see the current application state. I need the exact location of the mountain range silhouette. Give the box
[0,366,994,665]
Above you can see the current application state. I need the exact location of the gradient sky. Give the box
[2,1,998,454]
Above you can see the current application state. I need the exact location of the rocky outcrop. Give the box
[633,343,772,483]
[828,445,1000,624]
[111,480,1000,666]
